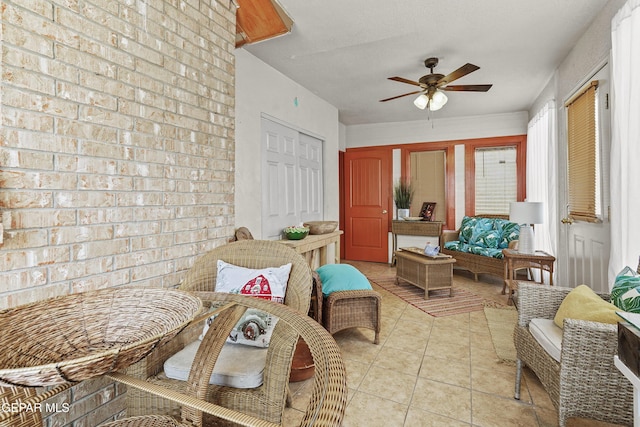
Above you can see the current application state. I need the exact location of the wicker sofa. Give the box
[514,282,633,427]
[441,215,519,281]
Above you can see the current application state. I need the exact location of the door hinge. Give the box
[606,93,610,109]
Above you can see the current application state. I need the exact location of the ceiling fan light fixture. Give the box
[428,89,448,111]
[413,93,429,110]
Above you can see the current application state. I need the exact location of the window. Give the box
[474,146,517,215]
[409,150,446,221]
[566,81,600,222]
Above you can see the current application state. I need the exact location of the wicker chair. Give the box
[0,386,42,427]
[106,294,347,427]
[514,282,634,427]
[0,384,72,427]
[125,240,313,425]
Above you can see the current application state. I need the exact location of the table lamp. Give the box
[509,202,544,254]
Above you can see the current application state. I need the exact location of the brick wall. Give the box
[0,0,237,424]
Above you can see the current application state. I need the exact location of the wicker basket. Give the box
[0,287,202,387]
[303,221,338,235]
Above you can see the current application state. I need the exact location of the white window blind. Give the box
[474,146,517,215]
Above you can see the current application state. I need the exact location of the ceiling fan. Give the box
[380,57,492,111]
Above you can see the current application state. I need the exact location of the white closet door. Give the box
[261,118,323,240]
[298,133,323,224]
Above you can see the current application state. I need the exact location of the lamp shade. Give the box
[509,202,544,225]
[429,90,448,111]
[413,94,429,110]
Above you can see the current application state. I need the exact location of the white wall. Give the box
[235,49,340,238]
[345,112,528,148]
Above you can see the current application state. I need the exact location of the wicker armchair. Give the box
[0,384,72,427]
[125,240,313,425]
[514,282,634,427]
[107,294,347,427]
[0,386,42,427]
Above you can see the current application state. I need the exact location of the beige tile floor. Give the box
[283,261,626,427]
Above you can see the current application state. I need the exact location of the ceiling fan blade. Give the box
[441,84,493,92]
[437,63,480,86]
[388,76,422,87]
[379,90,422,102]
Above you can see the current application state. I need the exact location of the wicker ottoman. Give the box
[322,289,381,344]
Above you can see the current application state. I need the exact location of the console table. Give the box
[279,230,343,268]
[391,220,442,265]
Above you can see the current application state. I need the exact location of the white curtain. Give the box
[609,0,640,284]
[527,101,558,282]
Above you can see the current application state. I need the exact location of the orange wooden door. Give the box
[344,148,391,262]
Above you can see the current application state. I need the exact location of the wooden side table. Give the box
[279,230,343,268]
[502,249,555,306]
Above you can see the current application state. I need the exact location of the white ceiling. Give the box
[242,0,609,125]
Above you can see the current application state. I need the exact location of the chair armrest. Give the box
[560,318,626,393]
[441,230,460,244]
[508,240,518,249]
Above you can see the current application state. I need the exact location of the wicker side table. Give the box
[502,249,555,306]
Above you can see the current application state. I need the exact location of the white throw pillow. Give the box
[216,259,291,303]
[199,260,292,347]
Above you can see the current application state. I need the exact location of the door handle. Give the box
[382,210,388,214]
[561,217,574,225]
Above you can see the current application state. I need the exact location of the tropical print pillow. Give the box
[612,266,640,313]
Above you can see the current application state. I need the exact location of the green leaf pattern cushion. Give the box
[498,221,520,249]
[470,229,500,248]
[469,246,504,258]
[612,266,640,313]
[458,216,477,243]
[444,241,470,252]
[467,218,494,245]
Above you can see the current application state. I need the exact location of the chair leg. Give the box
[514,359,522,400]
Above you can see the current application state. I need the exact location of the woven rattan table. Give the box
[502,249,555,306]
[395,248,455,299]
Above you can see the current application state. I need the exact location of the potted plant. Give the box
[393,179,413,219]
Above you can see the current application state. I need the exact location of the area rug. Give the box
[370,277,486,317]
[484,304,518,362]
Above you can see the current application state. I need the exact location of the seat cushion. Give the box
[317,264,372,297]
[529,318,562,363]
[164,341,267,388]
